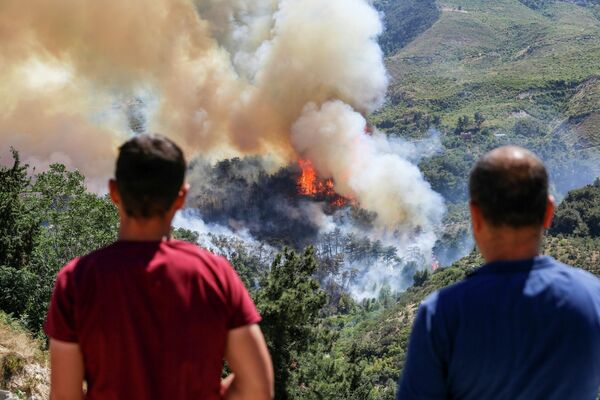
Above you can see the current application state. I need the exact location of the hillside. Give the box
[375,0,600,150]
[375,0,440,55]
[0,313,48,399]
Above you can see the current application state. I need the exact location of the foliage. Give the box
[512,118,546,137]
[376,0,600,155]
[454,115,471,134]
[374,0,440,55]
[255,247,327,400]
[412,270,429,287]
[2,148,600,399]
[416,120,600,206]
[0,149,39,271]
[519,0,600,10]
[1,353,25,388]
[550,178,600,237]
[543,235,600,276]
[0,151,41,317]
[0,152,118,333]
[171,227,200,244]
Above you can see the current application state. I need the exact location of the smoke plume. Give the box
[1,0,443,240]
[292,101,444,229]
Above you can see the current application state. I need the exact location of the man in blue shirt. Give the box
[398,146,600,400]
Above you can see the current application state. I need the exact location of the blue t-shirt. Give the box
[397,256,600,400]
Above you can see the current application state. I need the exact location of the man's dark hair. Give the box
[469,146,548,227]
[115,134,186,218]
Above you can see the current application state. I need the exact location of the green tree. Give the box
[0,150,38,268]
[474,112,485,129]
[0,150,40,316]
[412,269,430,287]
[256,247,327,400]
[25,165,118,332]
[0,155,119,332]
[550,179,600,238]
[171,227,199,244]
[513,118,546,137]
[455,116,470,134]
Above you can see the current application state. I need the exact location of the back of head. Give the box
[469,146,548,228]
[115,134,186,218]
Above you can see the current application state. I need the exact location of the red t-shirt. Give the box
[44,239,261,400]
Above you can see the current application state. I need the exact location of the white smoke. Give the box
[316,207,439,300]
[0,0,376,168]
[173,209,277,262]
[292,101,444,232]
[172,210,243,249]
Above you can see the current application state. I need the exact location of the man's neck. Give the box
[118,215,173,241]
[480,226,543,264]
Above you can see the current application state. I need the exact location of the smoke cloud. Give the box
[1,0,443,240]
[292,101,444,230]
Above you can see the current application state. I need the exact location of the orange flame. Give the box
[297,159,353,207]
[297,159,337,196]
[298,159,319,195]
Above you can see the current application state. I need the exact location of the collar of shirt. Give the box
[468,255,555,277]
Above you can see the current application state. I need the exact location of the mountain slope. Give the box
[377,0,600,147]
[375,0,440,55]
[0,312,48,399]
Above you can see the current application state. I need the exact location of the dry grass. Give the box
[0,313,48,399]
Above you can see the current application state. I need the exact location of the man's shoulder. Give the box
[53,242,120,283]
[418,279,470,318]
[421,257,600,314]
[165,240,231,268]
[553,259,600,306]
[421,271,479,307]
[541,257,600,295]
[59,240,232,276]
[555,259,600,285]
[159,241,240,283]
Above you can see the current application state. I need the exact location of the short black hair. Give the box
[115,134,186,218]
[469,147,548,227]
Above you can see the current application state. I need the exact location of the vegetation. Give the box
[374,0,440,55]
[1,353,24,388]
[2,150,598,398]
[255,248,326,400]
[551,178,600,237]
[2,1,600,398]
[0,311,48,397]
[0,151,118,334]
[375,0,600,152]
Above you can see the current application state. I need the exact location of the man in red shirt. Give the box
[44,134,273,399]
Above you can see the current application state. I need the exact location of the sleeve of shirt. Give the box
[397,291,448,400]
[222,259,262,330]
[43,261,78,343]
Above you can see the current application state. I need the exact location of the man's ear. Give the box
[542,195,555,229]
[469,201,483,233]
[172,183,190,212]
[108,179,120,206]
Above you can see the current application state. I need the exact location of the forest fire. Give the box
[298,159,333,196]
[297,159,351,207]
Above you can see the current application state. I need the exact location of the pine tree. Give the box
[256,247,326,399]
